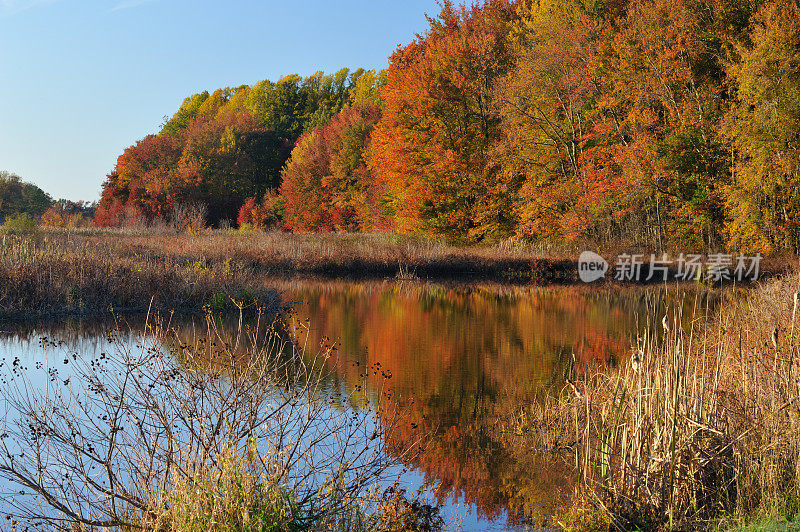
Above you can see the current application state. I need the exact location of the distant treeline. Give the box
[0,171,94,228]
[96,0,800,253]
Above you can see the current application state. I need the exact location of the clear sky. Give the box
[0,0,441,202]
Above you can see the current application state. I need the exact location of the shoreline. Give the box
[0,229,796,320]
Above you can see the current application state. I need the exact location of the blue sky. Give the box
[0,0,441,201]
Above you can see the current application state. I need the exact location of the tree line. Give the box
[0,171,94,228]
[94,69,383,228]
[96,0,800,253]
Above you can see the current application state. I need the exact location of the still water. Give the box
[0,281,715,530]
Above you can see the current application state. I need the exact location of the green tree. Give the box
[0,171,53,223]
[160,91,210,136]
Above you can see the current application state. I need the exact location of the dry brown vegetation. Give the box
[530,275,800,530]
[4,226,798,321]
[3,228,793,321]
[0,231,282,318]
[66,228,579,282]
[0,228,583,319]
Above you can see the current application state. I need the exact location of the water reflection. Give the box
[280,281,718,527]
[0,282,720,530]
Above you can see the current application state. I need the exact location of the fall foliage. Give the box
[368,0,517,240]
[280,103,383,231]
[723,0,800,253]
[96,69,383,229]
[97,0,800,253]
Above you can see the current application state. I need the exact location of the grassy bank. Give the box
[1,227,796,319]
[5,227,797,320]
[530,275,800,530]
[0,231,283,318]
[60,227,580,282]
[0,228,579,318]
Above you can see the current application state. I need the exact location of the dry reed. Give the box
[551,275,800,530]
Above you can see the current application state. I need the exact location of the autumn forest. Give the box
[88,0,800,255]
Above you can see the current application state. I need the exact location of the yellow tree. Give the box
[724,0,800,253]
[494,0,630,241]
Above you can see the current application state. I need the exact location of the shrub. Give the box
[374,484,444,532]
[1,212,39,234]
[237,192,284,230]
[39,200,94,228]
[0,314,411,530]
[172,202,208,233]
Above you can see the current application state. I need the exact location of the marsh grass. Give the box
[0,229,585,318]
[0,233,281,318]
[34,228,578,282]
[0,228,792,319]
[549,276,800,530]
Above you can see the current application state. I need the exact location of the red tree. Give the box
[368,0,516,240]
[280,103,382,232]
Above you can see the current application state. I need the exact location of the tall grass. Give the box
[0,229,585,318]
[1,228,792,319]
[0,233,280,317]
[29,228,579,282]
[552,276,800,530]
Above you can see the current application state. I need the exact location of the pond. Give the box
[0,280,718,531]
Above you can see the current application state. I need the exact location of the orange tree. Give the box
[368,0,517,241]
[280,103,382,231]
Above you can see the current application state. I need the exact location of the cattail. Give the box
[771,326,780,375]
[566,378,584,400]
